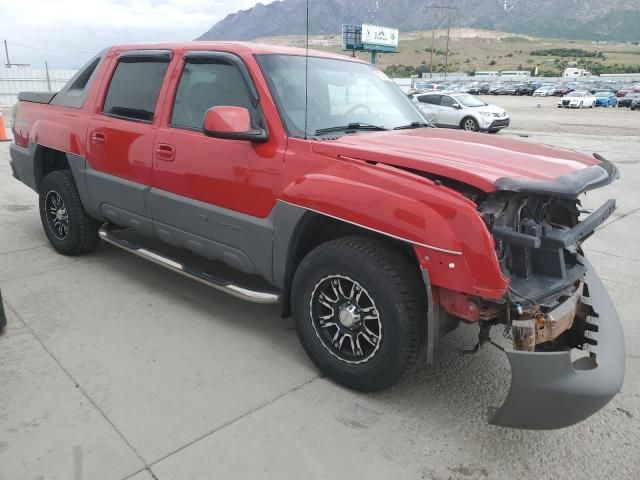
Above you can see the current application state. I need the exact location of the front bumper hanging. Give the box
[488,259,625,429]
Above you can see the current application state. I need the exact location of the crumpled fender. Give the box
[281,147,508,299]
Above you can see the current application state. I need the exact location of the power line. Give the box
[6,41,95,55]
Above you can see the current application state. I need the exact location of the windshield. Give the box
[567,92,585,97]
[453,94,486,107]
[257,54,425,138]
[595,92,611,97]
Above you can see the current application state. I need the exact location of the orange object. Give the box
[0,113,9,141]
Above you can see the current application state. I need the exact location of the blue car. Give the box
[594,91,618,107]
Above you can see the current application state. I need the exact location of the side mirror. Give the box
[453,103,462,109]
[203,106,268,143]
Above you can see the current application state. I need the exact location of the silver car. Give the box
[409,92,510,133]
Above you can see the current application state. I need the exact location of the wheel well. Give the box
[34,146,70,191]
[281,212,422,317]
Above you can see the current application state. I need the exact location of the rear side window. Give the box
[50,49,107,108]
[418,95,440,105]
[170,60,255,130]
[103,60,169,122]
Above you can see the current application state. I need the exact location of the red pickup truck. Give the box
[9,42,624,429]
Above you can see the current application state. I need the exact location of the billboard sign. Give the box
[361,24,398,48]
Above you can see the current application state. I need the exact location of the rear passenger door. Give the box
[150,51,284,279]
[85,50,172,235]
[416,94,440,123]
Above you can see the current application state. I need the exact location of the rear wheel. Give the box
[39,171,101,255]
[461,117,479,132]
[291,236,426,392]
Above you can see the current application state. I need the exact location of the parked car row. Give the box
[413,79,640,100]
[556,89,640,108]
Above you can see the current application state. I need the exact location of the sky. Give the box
[0,0,261,69]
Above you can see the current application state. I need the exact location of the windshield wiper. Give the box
[314,122,388,136]
[393,121,432,130]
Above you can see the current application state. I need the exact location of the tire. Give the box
[461,116,479,132]
[39,170,101,255]
[291,236,426,392]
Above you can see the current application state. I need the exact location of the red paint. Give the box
[433,287,480,322]
[12,41,607,304]
[204,106,251,134]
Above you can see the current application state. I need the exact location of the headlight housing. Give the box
[480,111,502,117]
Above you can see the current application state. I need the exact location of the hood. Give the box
[477,103,506,114]
[311,128,615,197]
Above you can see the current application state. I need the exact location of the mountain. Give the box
[197,0,640,43]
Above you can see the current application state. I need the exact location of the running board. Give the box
[98,224,281,304]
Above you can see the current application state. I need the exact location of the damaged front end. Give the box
[472,159,625,429]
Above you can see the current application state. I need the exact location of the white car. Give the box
[558,91,596,108]
[533,86,556,96]
[410,92,510,133]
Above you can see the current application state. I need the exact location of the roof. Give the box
[109,41,366,63]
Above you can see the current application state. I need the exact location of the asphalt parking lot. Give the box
[1,99,639,480]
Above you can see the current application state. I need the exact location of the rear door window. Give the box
[418,95,440,105]
[103,59,170,122]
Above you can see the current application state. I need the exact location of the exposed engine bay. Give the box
[473,191,616,352]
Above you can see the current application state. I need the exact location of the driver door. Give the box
[436,95,462,127]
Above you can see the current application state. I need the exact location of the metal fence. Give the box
[0,67,77,107]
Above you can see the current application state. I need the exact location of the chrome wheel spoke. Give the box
[320,321,337,329]
[319,291,338,305]
[360,332,377,346]
[348,335,356,357]
[329,279,340,301]
[338,333,348,350]
[332,328,341,344]
[363,326,379,344]
[319,298,335,311]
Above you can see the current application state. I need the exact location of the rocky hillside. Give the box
[197,0,640,42]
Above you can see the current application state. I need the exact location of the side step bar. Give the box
[99,224,281,304]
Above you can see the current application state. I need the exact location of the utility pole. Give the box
[45,60,51,91]
[444,3,452,77]
[3,39,11,68]
[425,3,457,79]
[430,23,435,78]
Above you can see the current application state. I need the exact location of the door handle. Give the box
[155,143,175,161]
[91,132,106,145]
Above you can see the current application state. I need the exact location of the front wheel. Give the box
[461,117,480,132]
[291,237,426,392]
[39,170,101,255]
